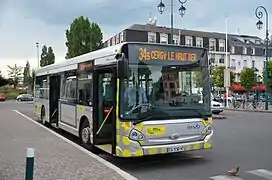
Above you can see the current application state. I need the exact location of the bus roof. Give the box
[35,42,208,76]
[35,42,126,76]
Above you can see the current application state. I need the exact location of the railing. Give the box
[229,98,267,111]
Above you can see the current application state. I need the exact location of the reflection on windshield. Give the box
[120,62,209,120]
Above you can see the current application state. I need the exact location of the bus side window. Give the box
[65,78,77,103]
[77,78,93,106]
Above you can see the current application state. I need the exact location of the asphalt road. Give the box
[2,101,272,180]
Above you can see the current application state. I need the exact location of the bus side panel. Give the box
[76,105,93,142]
[34,99,49,122]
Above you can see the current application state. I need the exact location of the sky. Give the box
[0,0,272,77]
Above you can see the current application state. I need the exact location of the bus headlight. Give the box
[129,129,145,141]
[201,124,212,136]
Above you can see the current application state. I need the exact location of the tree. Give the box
[7,64,23,88]
[47,46,55,65]
[29,69,36,93]
[40,45,55,67]
[0,70,9,87]
[240,67,257,90]
[23,61,31,86]
[65,16,103,59]
[211,66,235,88]
[262,60,272,90]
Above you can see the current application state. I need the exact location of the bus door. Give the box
[93,66,116,154]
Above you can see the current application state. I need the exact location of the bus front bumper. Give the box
[116,131,213,158]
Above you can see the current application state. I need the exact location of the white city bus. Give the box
[34,42,213,158]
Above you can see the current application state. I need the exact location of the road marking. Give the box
[247,169,272,179]
[14,110,137,180]
[210,175,244,180]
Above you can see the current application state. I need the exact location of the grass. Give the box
[0,88,27,100]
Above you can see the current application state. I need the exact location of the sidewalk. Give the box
[0,109,136,180]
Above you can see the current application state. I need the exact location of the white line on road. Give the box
[210,175,244,180]
[14,110,137,180]
[247,169,272,179]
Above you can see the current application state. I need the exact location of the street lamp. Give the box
[157,0,187,44]
[36,42,39,69]
[255,6,269,110]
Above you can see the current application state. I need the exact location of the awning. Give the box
[251,84,266,91]
[229,82,245,91]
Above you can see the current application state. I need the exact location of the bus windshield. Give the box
[119,63,211,121]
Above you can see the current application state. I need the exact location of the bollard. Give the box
[25,148,34,180]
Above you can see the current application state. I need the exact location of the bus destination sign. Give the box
[138,47,197,62]
[78,61,93,72]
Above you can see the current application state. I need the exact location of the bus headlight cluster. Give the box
[201,124,212,136]
[129,129,145,141]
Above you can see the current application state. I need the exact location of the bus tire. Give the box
[79,119,99,154]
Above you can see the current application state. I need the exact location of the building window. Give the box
[252,48,255,55]
[219,54,224,64]
[185,36,193,46]
[243,60,247,68]
[252,60,255,68]
[219,40,225,52]
[116,34,120,44]
[120,31,124,42]
[112,37,116,46]
[255,39,261,44]
[173,35,179,45]
[160,33,168,44]
[231,46,235,53]
[196,37,203,47]
[210,54,215,64]
[148,32,156,43]
[238,61,241,66]
[243,47,247,54]
[209,38,216,51]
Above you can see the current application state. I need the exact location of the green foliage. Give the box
[0,88,26,100]
[29,69,36,92]
[65,16,103,59]
[194,71,203,88]
[240,67,257,89]
[40,45,55,67]
[23,61,31,85]
[262,60,272,90]
[0,70,9,87]
[7,64,23,88]
[211,66,235,88]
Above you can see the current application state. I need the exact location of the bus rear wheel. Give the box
[80,119,99,153]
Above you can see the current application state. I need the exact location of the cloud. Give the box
[0,0,272,77]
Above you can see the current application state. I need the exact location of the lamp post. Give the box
[36,42,40,69]
[157,0,187,44]
[255,6,269,110]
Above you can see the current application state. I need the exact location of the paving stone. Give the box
[0,108,128,180]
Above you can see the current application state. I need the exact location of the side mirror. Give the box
[116,53,129,78]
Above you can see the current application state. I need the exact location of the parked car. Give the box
[16,94,33,102]
[199,99,224,114]
[0,94,6,101]
[211,100,224,114]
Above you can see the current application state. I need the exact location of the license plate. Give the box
[167,146,185,153]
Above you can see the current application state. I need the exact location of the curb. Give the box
[224,108,272,113]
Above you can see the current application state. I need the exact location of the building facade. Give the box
[103,24,272,82]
